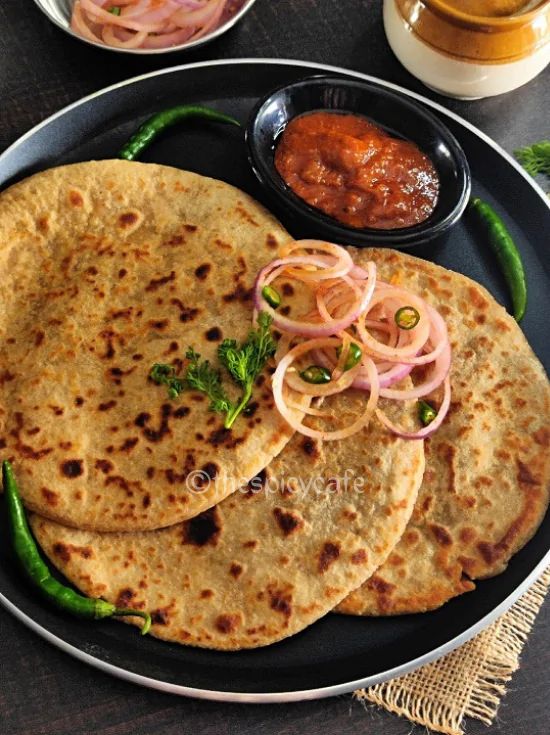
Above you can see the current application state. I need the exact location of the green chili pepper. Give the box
[118,105,241,161]
[109,6,121,15]
[469,198,527,322]
[299,365,331,384]
[418,400,437,426]
[1,461,151,634]
[262,285,281,309]
[395,306,420,330]
[336,342,362,371]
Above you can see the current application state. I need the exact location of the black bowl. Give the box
[246,75,471,248]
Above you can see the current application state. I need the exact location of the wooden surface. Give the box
[1,1,549,733]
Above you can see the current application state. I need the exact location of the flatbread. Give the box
[337,248,550,616]
[30,387,424,649]
[0,160,303,531]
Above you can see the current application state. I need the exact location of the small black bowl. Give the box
[246,75,471,248]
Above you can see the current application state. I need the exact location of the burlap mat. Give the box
[354,566,550,735]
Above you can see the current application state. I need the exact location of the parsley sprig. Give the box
[149,312,276,429]
[514,140,550,178]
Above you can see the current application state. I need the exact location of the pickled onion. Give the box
[255,240,452,441]
[272,339,380,441]
[70,0,231,50]
[375,376,452,439]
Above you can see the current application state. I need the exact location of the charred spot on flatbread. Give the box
[273,507,304,537]
[182,507,222,547]
[318,542,341,573]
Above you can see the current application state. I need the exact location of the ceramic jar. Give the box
[383,0,550,98]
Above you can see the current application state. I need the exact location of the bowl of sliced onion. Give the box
[32,0,257,53]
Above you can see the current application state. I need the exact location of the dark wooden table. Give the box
[1,2,549,734]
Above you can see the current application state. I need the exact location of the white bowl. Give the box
[32,0,258,55]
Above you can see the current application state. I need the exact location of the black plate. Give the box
[0,59,549,703]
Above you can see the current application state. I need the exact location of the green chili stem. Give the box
[112,608,152,635]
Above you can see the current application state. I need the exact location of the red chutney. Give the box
[274,111,439,230]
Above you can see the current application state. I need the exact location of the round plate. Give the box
[0,59,549,703]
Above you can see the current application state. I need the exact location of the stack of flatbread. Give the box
[0,161,548,649]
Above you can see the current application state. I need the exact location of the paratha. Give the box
[337,248,550,616]
[30,387,424,649]
[0,160,304,531]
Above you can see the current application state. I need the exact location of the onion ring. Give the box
[71,0,230,49]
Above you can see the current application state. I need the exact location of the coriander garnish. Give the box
[514,140,550,178]
[149,363,185,400]
[150,312,276,429]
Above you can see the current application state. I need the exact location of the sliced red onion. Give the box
[356,288,431,361]
[377,343,451,400]
[80,0,167,31]
[279,240,356,280]
[272,340,380,441]
[312,345,413,391]
[284,364,359,397]
[353,361,414,391]
[72,0,230,49]
[102,25,148,47]
[350,264,369,279]
[172,0,222,27]
[140,25,195,46]
[376,376,451,439]
[121,0,176,20]
[256,240,452,441]
[254,258,364,338]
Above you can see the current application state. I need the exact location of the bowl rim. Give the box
[31,0,258,55]
[246,74,472,247]
[421,0,550,31]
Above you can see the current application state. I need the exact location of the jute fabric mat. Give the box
[354,566,550,735]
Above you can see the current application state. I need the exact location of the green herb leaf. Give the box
[514,140,550,178]
[218,339,249,387]
[184,348,232,414]
[109,6,121,15]
[247,311,277,377]
[149,313,275,429]
[218,311,276,428]
[218,313,276,389]
[149,363,185,400]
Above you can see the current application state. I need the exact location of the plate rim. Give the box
[2,57,549,210]
[0,56,549,704]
